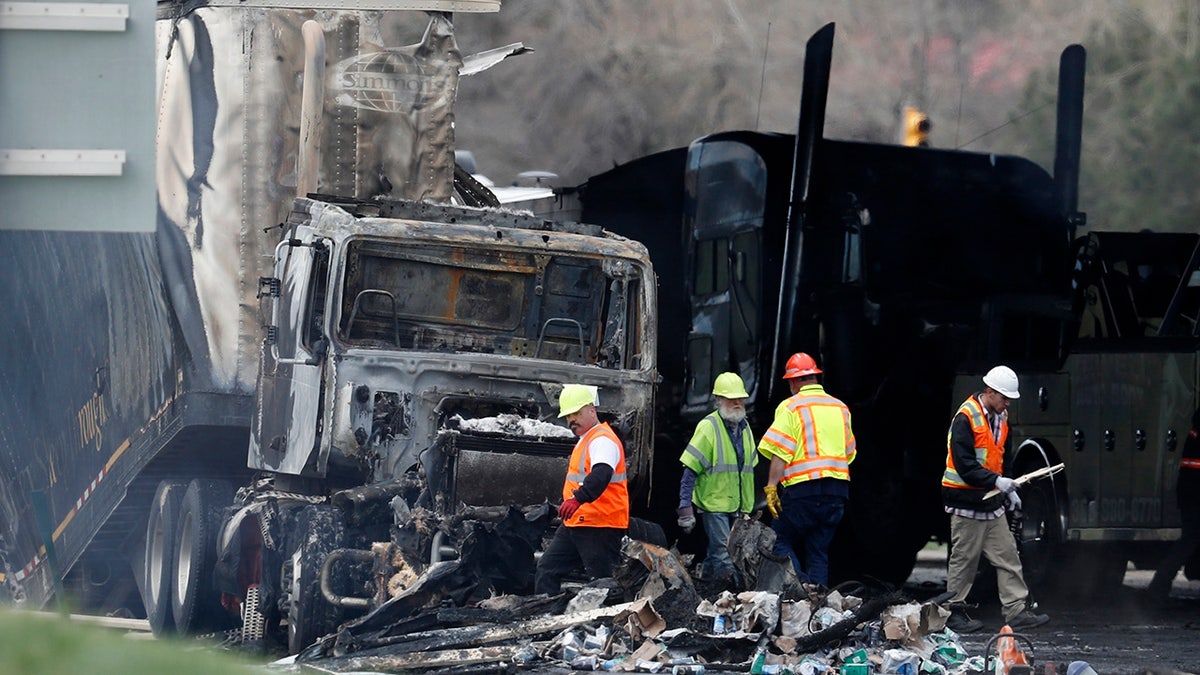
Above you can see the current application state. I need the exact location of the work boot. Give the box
[945,606,984,634]
[1007,608,1050,630]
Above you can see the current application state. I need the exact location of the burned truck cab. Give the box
[251,195,658,510]
[240,195,657,650]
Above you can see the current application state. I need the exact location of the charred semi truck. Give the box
[0,1,656,653]
[563,23,1199,590]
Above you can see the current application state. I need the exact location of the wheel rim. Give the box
[176,510,195,599]
[149,512,166,602]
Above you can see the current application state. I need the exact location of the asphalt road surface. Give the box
[907,549,1200,675]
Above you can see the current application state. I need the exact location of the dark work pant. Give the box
[534,524,625,595]
[1149,502,1200,598]
[771,492,846,586]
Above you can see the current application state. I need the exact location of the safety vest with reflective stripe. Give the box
[942,395,1006,489]
[563,422,629,528]
[679,411,757,513]
[757,384,855,487]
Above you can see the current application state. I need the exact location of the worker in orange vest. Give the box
[757,352,855,587]
[941,366,1049,633]
[534,384,630,595]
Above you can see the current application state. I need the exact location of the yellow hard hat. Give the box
[712,372,750,399]
[558,384,597,417]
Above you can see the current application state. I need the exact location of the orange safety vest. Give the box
[942,395,1006,489]
[758,384,855,488]
[563,422,629,528]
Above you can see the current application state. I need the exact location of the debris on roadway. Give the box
[271,517,1041,674]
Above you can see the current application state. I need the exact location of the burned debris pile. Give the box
[279,517,995,674]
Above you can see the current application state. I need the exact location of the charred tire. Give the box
[172,479,234,634]
[285,505,346,655]
[627,517,668,548]
[144,480,185,635]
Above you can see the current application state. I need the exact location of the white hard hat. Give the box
[982,365,1020,399]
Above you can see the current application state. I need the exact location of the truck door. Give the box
[682,140,766,417]
[251,239,329,475]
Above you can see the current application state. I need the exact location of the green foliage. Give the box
[1013,7,1200,232]
[0,609,262,675]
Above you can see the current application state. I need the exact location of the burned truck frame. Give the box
[223,196,656,652]
[1,1,657,655]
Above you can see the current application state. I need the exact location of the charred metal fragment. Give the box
[331,477,422,529]
[309,600,638,666]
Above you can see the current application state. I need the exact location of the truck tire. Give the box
[1009,444,1069,595]
[172,479,234,634]
[285,505,345,654]
[144,480,185,635]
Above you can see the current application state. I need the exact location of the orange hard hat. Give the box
[783,352,822,379]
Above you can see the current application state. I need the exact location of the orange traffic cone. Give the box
[994,624,1031,675]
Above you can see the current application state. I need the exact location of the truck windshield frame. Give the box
[333,237,644,369]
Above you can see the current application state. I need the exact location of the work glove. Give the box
[558,497,581,520]
[1006,490,1023,511]
[764,485,782,519]
[994,476,1017,494]
[677,505,696,533]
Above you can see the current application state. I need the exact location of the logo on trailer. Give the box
[331,50,446,113]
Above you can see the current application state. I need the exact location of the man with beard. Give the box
[534,384,629,595]
[758,353,855,587]
[677,372,758,584]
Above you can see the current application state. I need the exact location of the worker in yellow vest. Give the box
[941,365,1049,633]
[534,384,629,595]
[757,352,854,587]
[677,372,757,584]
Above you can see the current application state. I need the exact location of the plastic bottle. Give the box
[750,647,767,675]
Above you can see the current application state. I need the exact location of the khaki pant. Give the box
[946,513,1030,622]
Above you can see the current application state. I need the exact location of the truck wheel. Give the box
[1014,471,1061,592]
[172,479,233,634]
[145,480,185,635]
[285,505,345,654]
[1011,447,1064,593]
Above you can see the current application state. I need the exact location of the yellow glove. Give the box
[764,485,782,519]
